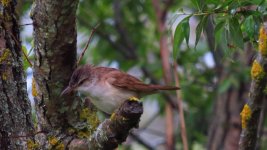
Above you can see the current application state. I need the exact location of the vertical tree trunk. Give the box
[31,0,86,148]
[0,1,34,149]
[31,0,79,129]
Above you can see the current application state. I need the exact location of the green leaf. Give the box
[214,20,225,35]
[206,0,219,5]
[214,20,225,49]
[191,0,201,10]
[245,0,263,5]
[195,15,208,48]
[191,0,206,11]
[173,16,191,59]
[229,18,244,49]
[182,18,190,46]
[242,16,255,39]
[218,78,232,93]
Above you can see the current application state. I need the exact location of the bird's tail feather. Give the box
[150,85,180,91]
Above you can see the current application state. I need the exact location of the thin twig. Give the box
[152,0,175,149]
[10,33,33,67]
[175,6,257,16]
[76,23,100,66]
[27,46,34,57]
[173,62,188,150]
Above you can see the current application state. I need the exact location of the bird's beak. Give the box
[60,86,73,96]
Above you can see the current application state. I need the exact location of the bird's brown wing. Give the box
[105,70,179,94]
[105,70,158,93]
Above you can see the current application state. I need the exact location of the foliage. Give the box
[173,0,267,56]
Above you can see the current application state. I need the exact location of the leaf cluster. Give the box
[173,0,267,56]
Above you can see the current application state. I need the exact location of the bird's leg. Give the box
[128,96,140,101]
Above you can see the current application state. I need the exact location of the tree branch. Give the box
[78,17,136,60]
[69,100,143,150]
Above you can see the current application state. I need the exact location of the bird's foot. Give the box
[128,96,140,101]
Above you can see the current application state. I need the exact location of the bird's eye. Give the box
[79,79,86,85]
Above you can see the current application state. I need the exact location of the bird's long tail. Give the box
[149,85,180,91]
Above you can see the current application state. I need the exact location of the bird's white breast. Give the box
[77,79,136,114]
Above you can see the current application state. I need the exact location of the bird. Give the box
[61,65,179,114]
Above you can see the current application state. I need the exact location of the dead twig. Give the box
[10,33,33,67]
[173,62,189,150]
[76,23,100,66]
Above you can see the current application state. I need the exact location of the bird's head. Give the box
[61,65,94,96]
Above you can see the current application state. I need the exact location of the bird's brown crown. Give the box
[69,64,94,88]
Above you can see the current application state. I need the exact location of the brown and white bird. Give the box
[61,65,179,114]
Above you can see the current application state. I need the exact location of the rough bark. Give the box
[88,100,143,149]
[0,0,34,149]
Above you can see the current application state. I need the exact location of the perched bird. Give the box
[61,65,179,114]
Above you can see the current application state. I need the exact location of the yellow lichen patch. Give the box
[79,108,100,136]
[0,49,11,64]
[80,108,90,120]
[129,96,140,101]
[67,128,75,134]
[1,0,10,7]
[48,136,64,150]
[1,72,7,80]
[55,143,64,150]
[77,130,90,138]
[32,78,38,97]
[259,26,267,56]
[27,140,39,150]
[110,112,116,121]
[251,60,265,80]
[48,136,59,146]
[240,104,252,129]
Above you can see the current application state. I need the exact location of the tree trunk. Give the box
[0,1,34,149]
[31,0,91,148]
